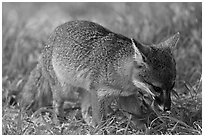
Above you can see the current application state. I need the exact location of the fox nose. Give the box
[164,106,170,111]
[157,104,170,112]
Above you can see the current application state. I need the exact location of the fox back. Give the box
[51,21,135,91]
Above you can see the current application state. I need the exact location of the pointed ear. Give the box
[131,38,150,60]
[131,38,143,61]
[162,32,180,49]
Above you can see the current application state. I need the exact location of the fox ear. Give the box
[131,38,143,61]
[162,32,180,49]
[131,38,150,61]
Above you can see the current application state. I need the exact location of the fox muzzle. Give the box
[155,90,171,111]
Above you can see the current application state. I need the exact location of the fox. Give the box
[19,20,179,126]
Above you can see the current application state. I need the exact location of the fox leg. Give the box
[80,91,92,125]
[51,82,65,119]
[52,96,65,119]
[52,83,81,119]
[89,91,100,126]
[90,87,112,126]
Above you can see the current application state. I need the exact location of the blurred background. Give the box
[2,2,202,135]
[2,2,201,88]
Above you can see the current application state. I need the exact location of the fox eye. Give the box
[134,61,144,69]
[152,85,162,93]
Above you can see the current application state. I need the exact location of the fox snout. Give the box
[154,90,171,111]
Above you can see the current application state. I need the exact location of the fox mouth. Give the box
[132,80,164,111]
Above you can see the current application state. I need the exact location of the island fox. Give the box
[20,20,179,126]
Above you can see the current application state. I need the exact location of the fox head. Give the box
[131,32,179,111]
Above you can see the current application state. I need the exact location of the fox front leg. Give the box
[81,91,92,125]
[81,91,109,126]
[90,91,102,126]
[51,81,67,122]
[89,88,109,127]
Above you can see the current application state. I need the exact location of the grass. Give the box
[2,2,202,135]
